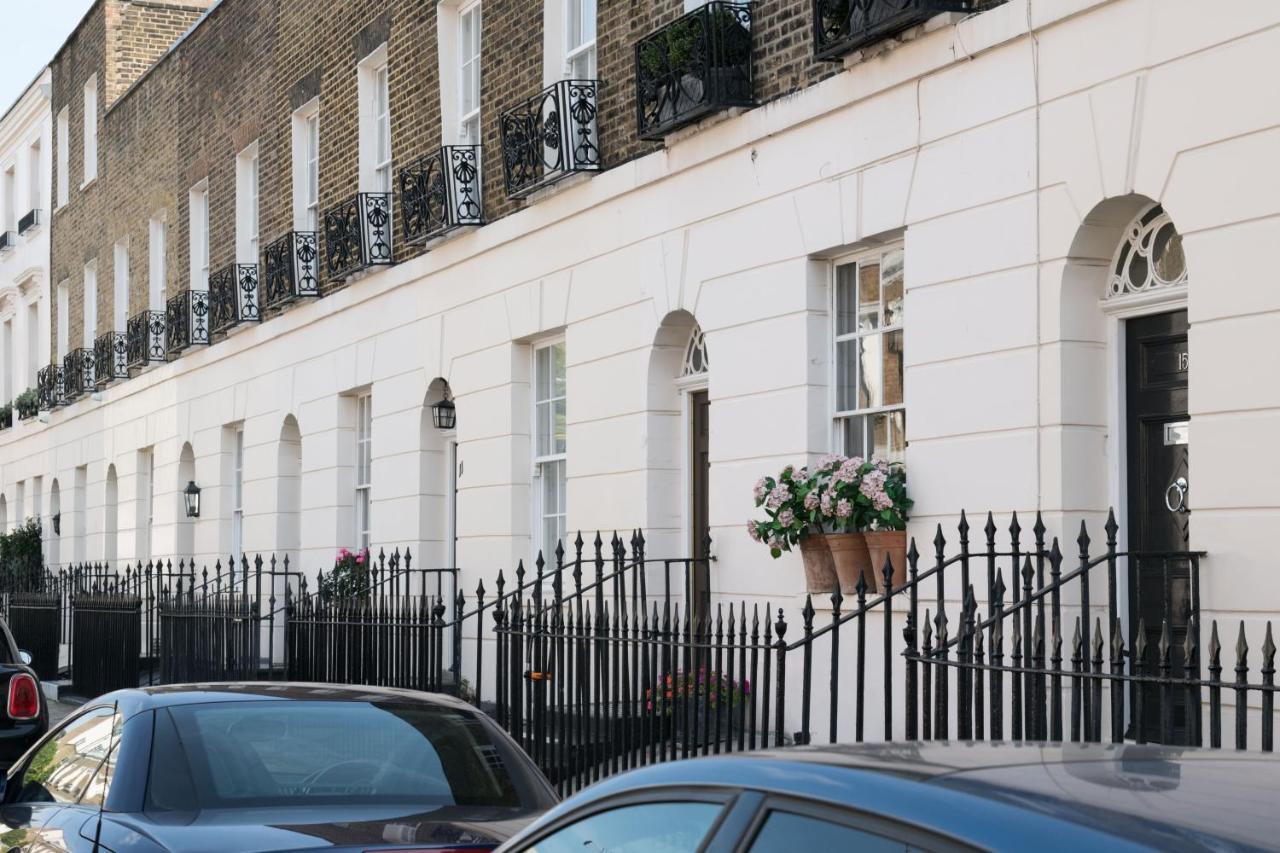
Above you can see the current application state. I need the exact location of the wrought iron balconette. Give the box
[37,363,64,411]
[0,231,15,253]
[635,2,754,141]
[62,348,96,401]
[166,290,210,355]
[399,145,484,243]
[323,192,393,280]
[127,310,167,369]
[813,0,972,61]
[17,209,40,235]
[94,331,128,386]
[210,263,261,336]
[263,231,320,310]
[500,79,602,199]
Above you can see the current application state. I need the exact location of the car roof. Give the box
[88,681,479,719]
[550,743,1280,851]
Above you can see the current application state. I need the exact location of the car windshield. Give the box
[150,700,532,810]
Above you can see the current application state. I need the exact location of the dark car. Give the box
[0,682,557,852]
[0,617,47,770]
[497,742,1280,852]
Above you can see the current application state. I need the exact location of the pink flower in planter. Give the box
[355,553,365,565]
[803,491,820,511]
[753,477,768,501]
[820,490,834,516]
[835,499,853,519]
[778,509,795,527]
[747,521,762,543]
[765,483,791,511]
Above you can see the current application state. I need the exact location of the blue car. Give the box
[497,742,1279,852]
[0,683,556,852]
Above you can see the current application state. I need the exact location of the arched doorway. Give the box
[277,416,302,565]
[104,464,118,564]
[177,443,196,559]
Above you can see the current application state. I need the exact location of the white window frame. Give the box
[235,142,260,264]
[357,45,392,193]
[27,137,42,216]
[2,317,13,403]
[232,427,244,558]
[82,75,98,186]
[563,0,596,79]
[457,2,482,145]
[143,449,155,560]
[291,100,320,232]
[55,281,69,360]
[831,243,906,463]
[55,107,69,207]
[148,215,166,311]
[188,180,209,290]
[25,299,38,387]
[82,260,97,347]
[354,392,373,550]
[532,339,567,557]
[2,164,15,232]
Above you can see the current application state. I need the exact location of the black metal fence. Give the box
[5,592,60,679]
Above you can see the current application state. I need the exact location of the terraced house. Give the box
[1,0,1278,744]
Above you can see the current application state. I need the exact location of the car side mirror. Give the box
[18,650,32,667]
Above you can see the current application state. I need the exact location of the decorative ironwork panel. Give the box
[94,331,129,386]
[210,263,260,335]
[501,79,602,199]
[166,290,210,354]
[37,363,64,411]
[1107,204,1187,299]
[17,209,40,235]
[323,193,393,280]
[127,310,167,369]
[263,231,320,310]
[399,145,484,243]
[62,348,95,400]
[813,0,971,61]
[0,231,15,253]
[635,2,754,141]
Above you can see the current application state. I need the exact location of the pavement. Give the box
[47,698,81,727]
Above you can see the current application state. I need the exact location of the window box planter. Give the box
[399,145,484,243]
[635,2,754,141]
[262,231,320,310]
[812,0,972,62]
[0,404,11,430]
[210,263,261,336]
[323,193,392,280]
[14,389,38,421]
[166,290,210,355]
[500,79,602,198]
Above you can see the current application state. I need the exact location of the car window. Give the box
[155,700,536,810]
[78,715,124,807]
[747,810,925,852]
[15,707,118,805]
[528,802,724,853]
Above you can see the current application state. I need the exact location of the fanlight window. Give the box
[682,326,709,378]
[1108,204,1187,298]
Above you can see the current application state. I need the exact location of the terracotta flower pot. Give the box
[864,530,908,593]
[824,532,874,595]
[798,536,839,594]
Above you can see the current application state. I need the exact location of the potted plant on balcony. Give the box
[646,667,750,748]
[318,547,371,600]
[748,463,837,593]
[0,403,11,430]
[14,388,38,421]
[860,461,913,592]
[814,454,874,594]
[638,3,752,132]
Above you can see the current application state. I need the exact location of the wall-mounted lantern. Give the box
[431,391,456,431]
[183,480,202,518]
[51,512,61,536]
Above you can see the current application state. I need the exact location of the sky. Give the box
[0,0,97,119]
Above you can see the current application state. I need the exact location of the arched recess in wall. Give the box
[277,416,302,566]
[644,310,710,564]
[177,443,196,559]
[48,479,61,568]
[419,378,456,576]
[104,464,118,565]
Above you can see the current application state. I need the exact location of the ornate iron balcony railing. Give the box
[210,263,261,336]
[323,193,393,280]
[127,310,167,370]
[813,0,971,61]
[635,2,754,141]
[0,231,15,253]
[94,331,128,387]
[62,348,95,401]
[37,363,64,411]
[17,209,40,235]
[399,145,484,243]
[263,231,320,310]
[500,79,602,199]
[166,290,210,355]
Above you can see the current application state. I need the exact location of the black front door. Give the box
[1125,310,1192,743]
[689,390,711,621]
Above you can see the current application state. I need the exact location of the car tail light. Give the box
[7,673,40,720]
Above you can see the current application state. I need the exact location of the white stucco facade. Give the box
[0,0,1276,664]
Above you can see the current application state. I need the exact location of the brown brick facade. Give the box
[48,0,835,364]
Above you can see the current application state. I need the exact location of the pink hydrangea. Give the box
[765,483,792,511]
[753,477,769,501]
[816,453,846,472]
[835,499,853,519]
[778,509,795,527]
[747,521,762,543]
[803,490,820,511]
[820,490,834,515]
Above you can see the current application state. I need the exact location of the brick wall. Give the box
[48,0,837,363]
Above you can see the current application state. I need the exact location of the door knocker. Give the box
[1164,476,1189,513]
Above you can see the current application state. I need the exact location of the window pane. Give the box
[835,263,857,336]
[748,810,909,853]
[882,329,903,407]
[873,410,906,464]
[839,415,866,458]
[881,248,904,327]
[553,397,566,455]
[858,261,880,332]
[567,0,581,47]
[550,342,566,397]
[835,339,857,412]
[529,801,722,853]
[858,333,882,409]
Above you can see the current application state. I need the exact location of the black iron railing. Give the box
[210,263,261,336]
[0,231,15,253]
[263,231,320,310]
[636,2,754,140]
[813,0,972,61]
[501,79,602,198]
[399,145,484,243]
[62,347,95,401]
[17,209,40,235]
[94,331,128,386]
[166,290,210,355]
[323,193,393,279]
[36,363,63,410]
[126,309,167,370]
